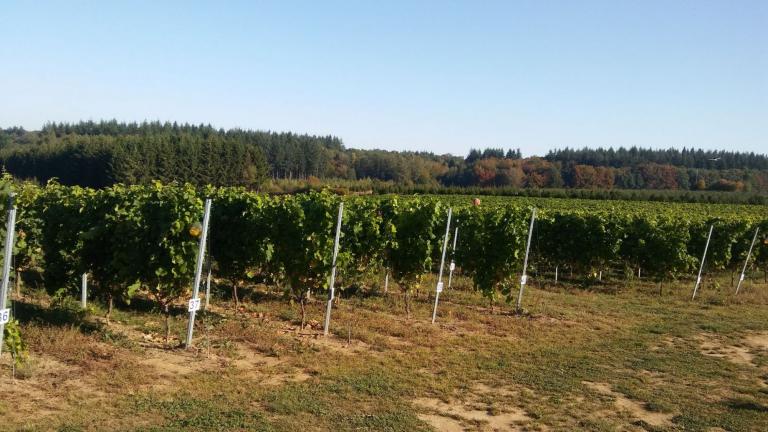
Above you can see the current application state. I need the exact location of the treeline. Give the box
[1,134,269,188]
[1,121,767,194]
[439,157,768,193]
[546,147,768,170]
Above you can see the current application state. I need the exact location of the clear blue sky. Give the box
[1,0,766,156]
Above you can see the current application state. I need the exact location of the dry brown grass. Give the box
[1,273,768,431]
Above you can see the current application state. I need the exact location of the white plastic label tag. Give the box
[520,275,528,285]
[188,298,201,312]
[739,274,745,282]
[436,282,444,293]
[696,276,702,285]
[449,262,455,271]
[0,308,10,325]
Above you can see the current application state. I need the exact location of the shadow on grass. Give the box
[725,399,768,412]
[115,296,158,314]
[338,283,383,300]
[210,280,386,306]
[211,282,286,304]
[12,299,100,333]
[113,295,189,318]
[241,287,285,304]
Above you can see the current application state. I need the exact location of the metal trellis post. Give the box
[447,226,458,290]
[691,225,714,300]
[323,202,344,336]
[185,198,212,348]
[0,193,18,355]
[81,273,88,309]
[431,208,452,324]
[735,227,760,295]
[516,208,537,312]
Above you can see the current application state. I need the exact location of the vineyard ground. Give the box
[2,273,768,431]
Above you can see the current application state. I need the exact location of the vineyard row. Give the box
[0,180,766,343]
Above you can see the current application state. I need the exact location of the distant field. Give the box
[418,193,768,219]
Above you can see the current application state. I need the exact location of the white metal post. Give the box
[81,273,88,309]
[323,202,344,336]
[555,265,558,283]
[692,225,714,300]
[0,193,18,355]
[431,208,452,324]
[447,226,458,290]
[516,208,537,312]
[204,265,212,310]
[203,234,213,310]
[185,198,212,348]
[735,227,760,295]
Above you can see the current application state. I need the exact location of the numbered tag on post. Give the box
[436,282,444,293]
[520,275,528,286]
[739,273,745,282]
[449,262,455,271]
[0,308,10,325]
[188,298,201,312]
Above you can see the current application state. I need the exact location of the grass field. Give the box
[2,272,768,431]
